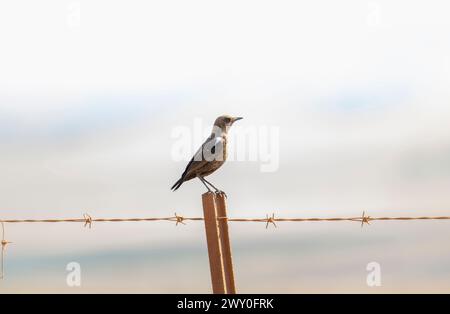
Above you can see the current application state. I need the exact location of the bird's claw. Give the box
[215,190,227,198]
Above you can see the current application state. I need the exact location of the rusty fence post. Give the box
[202,192,236,294]
[202,192,226,293]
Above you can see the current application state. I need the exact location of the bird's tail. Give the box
[171,177,184,191]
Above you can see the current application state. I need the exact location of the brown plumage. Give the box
[171,115,243,194]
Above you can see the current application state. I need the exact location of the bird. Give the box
[171,115,243,196]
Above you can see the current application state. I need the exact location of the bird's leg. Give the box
[198,176,213,193]
[202,178,227,198]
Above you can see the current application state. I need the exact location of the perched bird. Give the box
[171,115,243,195]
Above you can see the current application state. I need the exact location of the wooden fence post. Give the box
[202,192,226,294]
[202,192,236,294]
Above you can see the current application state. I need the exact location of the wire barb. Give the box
[1,240,12,249]
[265,213,277,229]
[1,222,11,250]
[83,213,93,229]
[360,211,371,228]
[174,213,186,226]
[1,222,12,279]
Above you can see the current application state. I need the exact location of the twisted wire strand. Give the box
[1,213,450,279]
[1,215,450,224]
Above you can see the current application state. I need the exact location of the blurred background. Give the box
[1,0,450,293]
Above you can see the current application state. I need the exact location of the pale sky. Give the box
[1,0,450,293]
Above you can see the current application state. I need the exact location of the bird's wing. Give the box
[204,136,224,159]
[181,135,224,179]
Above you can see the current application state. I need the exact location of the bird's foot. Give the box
[215,190,227,198]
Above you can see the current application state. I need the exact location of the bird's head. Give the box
[213,115,243,132]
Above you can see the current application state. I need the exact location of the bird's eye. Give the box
[224,118,231,123]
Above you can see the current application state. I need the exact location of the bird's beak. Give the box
[232,117,243,123]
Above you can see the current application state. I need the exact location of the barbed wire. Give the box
[1,212,450,227]
[1,212,450,279]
